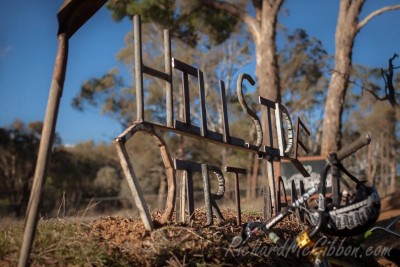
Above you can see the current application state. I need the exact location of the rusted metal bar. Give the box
[19,1,107,266]
[275,103,285,157]
[134,15,144,122]
[258,96,278,214]
[285,158,310,177]
[180,171,187,223]
[294,117,310,157]
[174,159,201,223]
[172,58,198,76]
[224,166,246,226]
[174,120,249,149]
[182,71,190,124]
[290,180,298,207]
[266,160,276,214]
[263,185,272,220]
[259,96,275,149]
[201,164,213,225]
[142,65,170,81]
[298,180,306,222]
[234,173,241,225]
[114,138,154,230]
[57,0,107,38]
[224,166,247,174]
[276,176,288,213]
[211,197,225,222]
[219,80,230,143]
[153,121,281,156]
[330,153,341,206]
[19,32,69,267]
[289,179,306,222]
[173,58,199,125]
[198,70,207,137]
[164,29,173,127]
[186,171,195,223]
[174,173,181,222]
[174,159,202,172]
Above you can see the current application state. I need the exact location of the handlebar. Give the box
[335,132,371,161]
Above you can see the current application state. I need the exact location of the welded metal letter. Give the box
[201,164,227,225]
[294,117,310,158]
[174,159,200,223]
[224,166,247,225]
[134,15,144,122]
[276,176,288,213]
[219,80,230,143]
[134,15,173,124]
[114,122,177,229]
[236,73,263,149]
[275,103,294,157]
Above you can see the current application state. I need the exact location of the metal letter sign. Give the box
[114,15,311,230]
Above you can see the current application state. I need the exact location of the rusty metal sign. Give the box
[114,15,311,230]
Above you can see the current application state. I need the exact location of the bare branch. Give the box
[363,88,388,102]
[329,68,387,101]
[272,0,284,14]
[329,52,400,105]
[357,4,400,31]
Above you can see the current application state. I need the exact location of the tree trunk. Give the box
[255,1,283,148]
[157,175,167,209]
[246,152,253,199]
[250,153,259,199]
[321,0,364,155]
[203,0,284,206]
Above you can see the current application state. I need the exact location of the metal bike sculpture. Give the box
[230,133,391,266]
[114,15,311,231]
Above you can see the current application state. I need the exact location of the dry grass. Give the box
[0,208,398,266]
[0,218,130,266]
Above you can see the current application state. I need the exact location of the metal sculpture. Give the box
[114,14,312,230]
[231,133,383,267]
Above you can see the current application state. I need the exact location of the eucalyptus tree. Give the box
[321,0,400,155]
[0,121,52,217]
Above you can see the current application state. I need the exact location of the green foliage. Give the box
[279,29,330,111]
[106,0,240,47]
[72,69,135,127]
[45,141,122,213]
[0,120,46,216]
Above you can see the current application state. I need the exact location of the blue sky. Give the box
[1,0,399,145]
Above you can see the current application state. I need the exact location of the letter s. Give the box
[236,73,262,149]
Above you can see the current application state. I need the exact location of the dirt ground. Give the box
[86,190,400,266]
[0,190,398,266]
[363,190,400,267]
